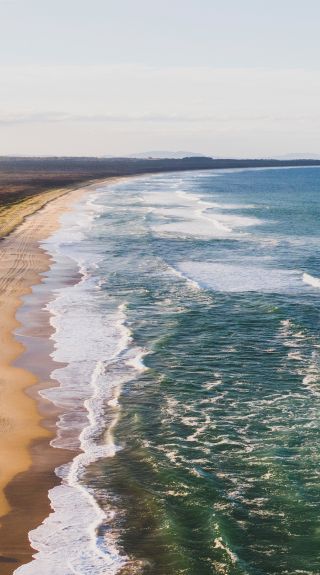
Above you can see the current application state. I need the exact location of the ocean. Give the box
[16,168,320,575]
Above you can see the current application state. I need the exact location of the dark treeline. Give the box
[0,155,319,205]
[2,155,320,175]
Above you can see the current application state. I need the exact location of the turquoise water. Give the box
[84,168,320,574]
[18,168,320,575]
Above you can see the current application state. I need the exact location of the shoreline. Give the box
[0,177,121,573]
[0,178,102,240]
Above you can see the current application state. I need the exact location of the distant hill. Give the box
[126,152,320,161]
[127,150,211,159]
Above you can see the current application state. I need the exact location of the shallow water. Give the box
[16,168,320,574]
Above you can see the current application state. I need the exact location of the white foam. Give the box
[167,263,201,290]
[214,537,238,564]
[303,272,320,288]
[15,191,147,575]
[125,346,149,372]
[204,212,261,228]
[152,218,232,238]
[141,186,261,239]
[141,190,183,206]
[177,261,300,293]
[302,351,320,396]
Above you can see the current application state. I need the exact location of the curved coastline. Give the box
[0,179,118,573]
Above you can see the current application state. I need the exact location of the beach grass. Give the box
[0,187,77,238]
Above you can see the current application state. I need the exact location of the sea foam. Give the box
[14,191,147,575]
[303,272,320,288]
[177,261,301,293]
[142,185,260,239]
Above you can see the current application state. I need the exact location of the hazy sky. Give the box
[1,0,320,156]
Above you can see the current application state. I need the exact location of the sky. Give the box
[1,0,320,157]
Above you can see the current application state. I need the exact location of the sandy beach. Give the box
[0,181,110,573]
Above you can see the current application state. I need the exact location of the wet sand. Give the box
[0,180,114,573]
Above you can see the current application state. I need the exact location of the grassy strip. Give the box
[0,184,86,239]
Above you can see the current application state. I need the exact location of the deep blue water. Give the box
[89,168,320,575]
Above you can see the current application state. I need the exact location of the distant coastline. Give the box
[1,155,320,239]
